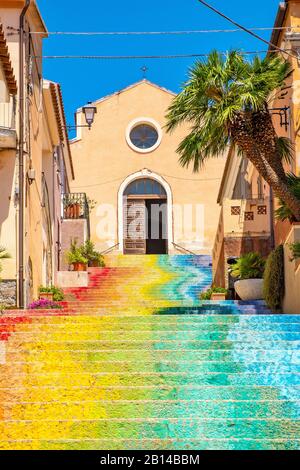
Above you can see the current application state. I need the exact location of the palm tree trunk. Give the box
[230,113,300,221]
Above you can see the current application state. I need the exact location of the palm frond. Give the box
[275,136,294,165]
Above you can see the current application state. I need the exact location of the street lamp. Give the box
[82,102,97,130]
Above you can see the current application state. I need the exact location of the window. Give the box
[130,124,159,150]
[231,206,241,215]
[126,118,162,153]
[124,178,167,196]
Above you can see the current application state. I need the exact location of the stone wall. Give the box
[0,280,17,306]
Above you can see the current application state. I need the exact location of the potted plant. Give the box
[64,195,81,219]
[39,286,64,302]
[231,252,266,301]
[66,240,88,271]
[80,240,105,267]
[39,286,54,301]
[200,287,228,301]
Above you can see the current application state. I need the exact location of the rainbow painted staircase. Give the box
[0,254,300,450]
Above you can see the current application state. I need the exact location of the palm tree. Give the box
[166,51,300,221]
[0,247,11,274]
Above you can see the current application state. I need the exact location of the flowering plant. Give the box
[28,299,63,310]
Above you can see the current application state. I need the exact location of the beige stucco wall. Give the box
[70,81,226,255]
[283,224,300,314]
[0,149,17,279]
[0,5,72,306]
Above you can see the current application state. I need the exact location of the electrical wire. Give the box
[8,26,299,35]
[72,174,222,189]
[197,0,295,59]
[34,50,292,60]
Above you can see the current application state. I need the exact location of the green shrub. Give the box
[39,286,64,301]
[275,174,300,222]
[289,242,300,261]
[200,286,228,300]
[263,245,285,312]
[231,252,265,280]
[66,240,88,265]
[80,240,105,266]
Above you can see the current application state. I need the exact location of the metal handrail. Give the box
[172,242,197,255]
[100,243,120,255]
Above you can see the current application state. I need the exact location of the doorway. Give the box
[123,178,168,255]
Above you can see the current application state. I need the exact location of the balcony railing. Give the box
[62,193,90,238]
[0,97,17,149]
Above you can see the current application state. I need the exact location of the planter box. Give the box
[234,278,264,301]
[57,271,89,288]
[211,293,227,301]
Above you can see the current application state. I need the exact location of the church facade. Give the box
[70,80,226,255]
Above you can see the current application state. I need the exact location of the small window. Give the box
[245,212,254,221]
[231,206,241,215]
[130,124,159,150]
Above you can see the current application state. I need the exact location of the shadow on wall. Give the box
[0,152,15,243]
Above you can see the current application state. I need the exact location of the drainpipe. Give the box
[18,0,31,308]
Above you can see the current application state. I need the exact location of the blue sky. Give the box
[38,0,280,133]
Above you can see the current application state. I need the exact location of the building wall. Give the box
[70,81,226,255]
[282,224,300,314]
[0,5,72,306]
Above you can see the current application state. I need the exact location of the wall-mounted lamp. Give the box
[65,101,97,131]
[82,102,97,129]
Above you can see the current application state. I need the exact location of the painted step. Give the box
[0,438,298,450]
[0,418,299,440]
[6,339,300,352]
[2,322,300,333]
[1,385,300,403]
[3,330,300,342]
[2,400,300,420]
[1,372,300,387]
[3,314,300,325]
[3,361,300,375]
[5,349,300,364]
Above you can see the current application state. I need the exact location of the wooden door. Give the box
[123,199,146,254]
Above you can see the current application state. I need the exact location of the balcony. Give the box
[62,193,90,237]
[0,97,16,149]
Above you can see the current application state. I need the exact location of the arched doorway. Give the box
[118,170,173,254]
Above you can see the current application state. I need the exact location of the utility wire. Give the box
[197,0,295,59]
[9,26,299,35]
[72,175,222,189]
[35,50,292,60]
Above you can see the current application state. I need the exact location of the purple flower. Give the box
[28,299,63,310]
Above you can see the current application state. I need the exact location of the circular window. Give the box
[126,118,162,153]
[130,124,158,150]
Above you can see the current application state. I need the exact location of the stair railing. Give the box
[100,243,120,255]
[172,242,197,255]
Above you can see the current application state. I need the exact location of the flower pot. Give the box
[211,293,227,301]
[89,260,100,268]
[234,278,264,301]
[39,292,54,301]
[72,262,87,272]
[65,203,81,219]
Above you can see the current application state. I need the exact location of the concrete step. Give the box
[2,400,299,420]
[0,438,298,450]
[0,418,298,440]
